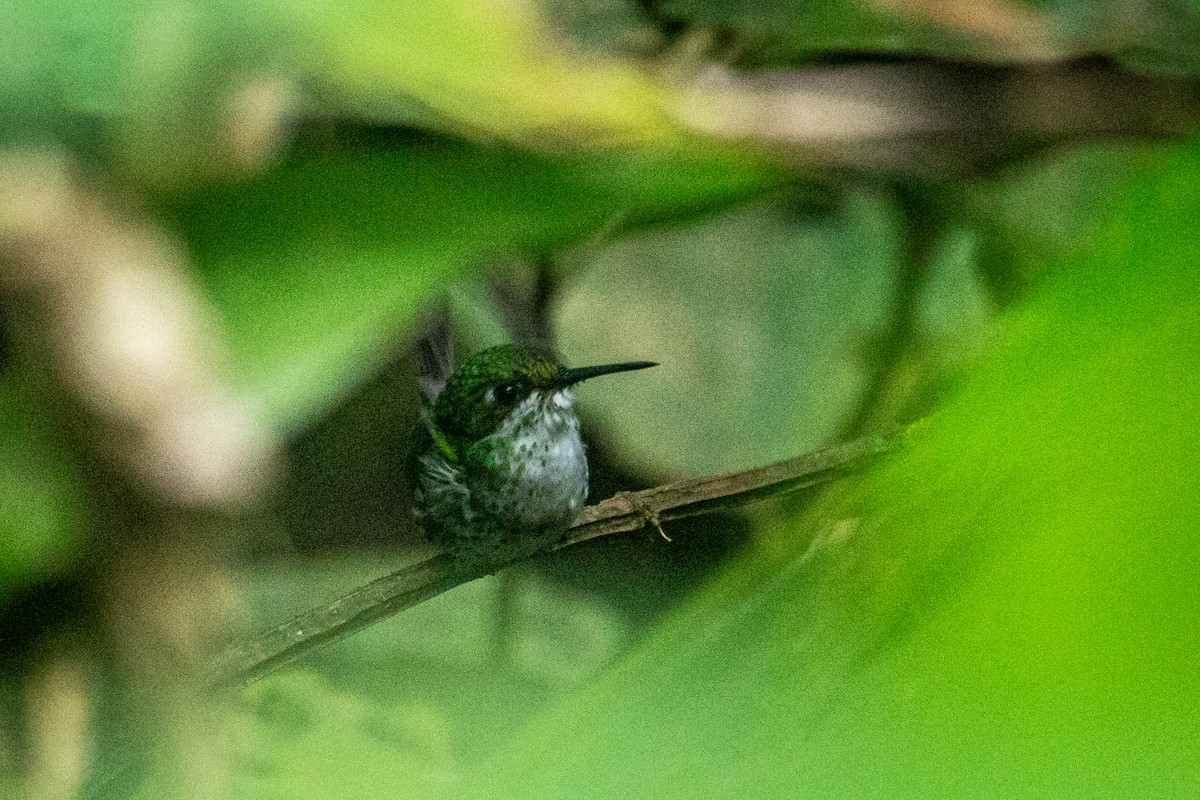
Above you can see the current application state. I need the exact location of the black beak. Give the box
[559,360,657,387]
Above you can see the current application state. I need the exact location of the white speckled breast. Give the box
[487,388,587,529]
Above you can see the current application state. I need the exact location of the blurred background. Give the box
[2,1,1199,798]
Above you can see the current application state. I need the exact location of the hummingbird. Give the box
[414,344,656,566]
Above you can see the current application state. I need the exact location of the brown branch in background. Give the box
[208,427,910,688]
[673,58,1200,178]
[868,0,1055,58]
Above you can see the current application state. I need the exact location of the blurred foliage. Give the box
[646,0,1200,69]
[290,0,685,143]
[0,370,84,595]
[467,139,1200,799]
[0,0,1198,799]
[554,0,1200,68]
[3,0,289,181]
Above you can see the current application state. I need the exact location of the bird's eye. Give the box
[492,382,522,406]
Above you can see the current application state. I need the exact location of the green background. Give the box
[1,1,1198,798]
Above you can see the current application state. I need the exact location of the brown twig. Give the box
[674,58,1200,178]
[208,427,910,688]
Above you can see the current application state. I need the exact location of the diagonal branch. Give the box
[208,427,911,688]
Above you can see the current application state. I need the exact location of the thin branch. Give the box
[208,427,910,689]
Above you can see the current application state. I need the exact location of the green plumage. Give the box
[414,344,655,565]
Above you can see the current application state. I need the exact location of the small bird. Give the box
[414,344,656,565]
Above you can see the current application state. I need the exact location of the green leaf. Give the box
[2,0,288,180]
[466,141,1200,798]
[291,0,683,143]
[231,671,457,799]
